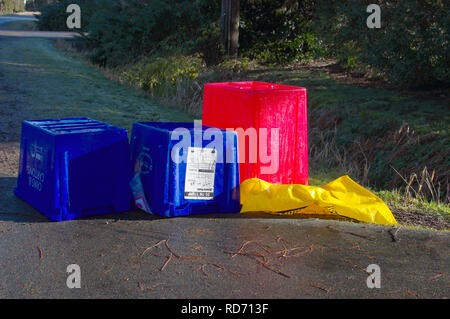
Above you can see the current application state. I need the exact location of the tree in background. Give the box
[239,0,322,64]
[315,0,449,88]
[26,0,55,11]
[221,0,240,58]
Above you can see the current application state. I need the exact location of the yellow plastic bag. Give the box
[240,175,398,226]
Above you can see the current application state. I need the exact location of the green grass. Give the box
[0,25,190,138]
[308,169,344,187]
[309,169,449,231]
[376,189,450,220]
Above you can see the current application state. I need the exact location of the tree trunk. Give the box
[221,0,240,58]
[229,0,240,58]
[221,0,229,51]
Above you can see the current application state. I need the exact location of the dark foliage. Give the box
[315,0,449,88]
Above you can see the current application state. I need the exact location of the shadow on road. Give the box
[0,176,49,222]
[1,174,353,224]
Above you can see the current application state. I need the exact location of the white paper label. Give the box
[184,147,217,200]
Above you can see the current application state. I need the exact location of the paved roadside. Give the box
[0,29,81,38]
[0,13,82,38]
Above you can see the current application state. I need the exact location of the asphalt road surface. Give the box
[0,14,79,38]
[1,174,449,298]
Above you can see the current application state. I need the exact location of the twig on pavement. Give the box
[160,253,173,271]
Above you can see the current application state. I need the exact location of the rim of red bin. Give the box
[204,81,307,93]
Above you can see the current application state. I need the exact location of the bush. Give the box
[240,0,324,64]
[315,0,450,88]
[119,55,203,94]
[194,21,225,66]
[116,54,205,115]
[0,0,25,14]
[84,0,221,67]
[246,32,324,64]
[27,0,52,11]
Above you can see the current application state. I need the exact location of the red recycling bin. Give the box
[202,81,308,185]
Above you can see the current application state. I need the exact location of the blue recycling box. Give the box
[14,118,133,221]
[130,122,240,217]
